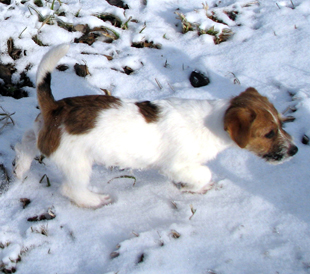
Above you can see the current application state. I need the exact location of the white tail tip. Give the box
[36,44,70,87]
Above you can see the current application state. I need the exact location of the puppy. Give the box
[14,44,298,208]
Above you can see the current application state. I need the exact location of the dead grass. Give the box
[189,204,197,220]
[39,174,51,187]
[32,35,47,46]
[0,106,15,133]
[107,175,137,186]
[229,72,241,85]
[30,224,49,236]
[175,2,261,44]
[27,208,56,222]
[95,13,122,28]
[175,11,196,34]
[175,9,233,44]
[131,40,162,49]
[170,229,181,239]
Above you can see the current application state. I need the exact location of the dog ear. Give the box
[224,107,256,148]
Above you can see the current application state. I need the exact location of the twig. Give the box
[39,174,51,187]
[132,231,139,237]
[18,27,28,39]
[171,201,178,209]
[242,1,260,7]
[107,175,136,186]
[122,16,132,30]
[155,78,163,90]
[229,72,240,85]
[0,106,15,133]
[139,22,146,33]
[189,204,197,220]
[168,82,175,92]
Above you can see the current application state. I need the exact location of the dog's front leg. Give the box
[166,164,214,194]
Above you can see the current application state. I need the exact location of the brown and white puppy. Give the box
[14,44,298,208]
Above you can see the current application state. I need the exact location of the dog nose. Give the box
[288,145,298,156]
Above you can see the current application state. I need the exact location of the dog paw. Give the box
[13,163,24,180]
[175,181,214,194]
[72,193,112,209]
[61,185,112,209]
[80,193,112,209]
[186,182,214,194]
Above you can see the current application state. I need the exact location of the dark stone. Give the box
[302,134,309,145]
[106,0,129,9]
[74,63,89,77]
[0,0,11,4]
[123,66,134,75]
[56,64,69,71]
[189,70,210,88]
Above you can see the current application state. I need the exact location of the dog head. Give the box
[224,87,298,163]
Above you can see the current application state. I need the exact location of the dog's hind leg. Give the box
[14,129,39,180]
[59,158,111,208]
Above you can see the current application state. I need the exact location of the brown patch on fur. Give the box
[37,95,121,157]
[37,72,58,119]
[62,96,121,134]
[224,87,296,161]
[37,117,62,157]
[135,101,161,123]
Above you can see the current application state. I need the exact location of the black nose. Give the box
[288,145,298,156]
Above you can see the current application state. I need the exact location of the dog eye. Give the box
[265,130,275,139]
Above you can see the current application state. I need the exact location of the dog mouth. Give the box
[262,144,298,163]
[263,152,285,162]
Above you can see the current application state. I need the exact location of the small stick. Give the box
[155,78,163,90]
[189,204,197,220]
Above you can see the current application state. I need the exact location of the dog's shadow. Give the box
[208,145,310,224]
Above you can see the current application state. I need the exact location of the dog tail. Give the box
[36,44,70,118]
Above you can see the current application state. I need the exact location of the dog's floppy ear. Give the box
[224,107,256,148]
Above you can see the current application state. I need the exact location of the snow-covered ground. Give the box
[0,0,310,273]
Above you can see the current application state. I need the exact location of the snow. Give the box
[0,0,310,273]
